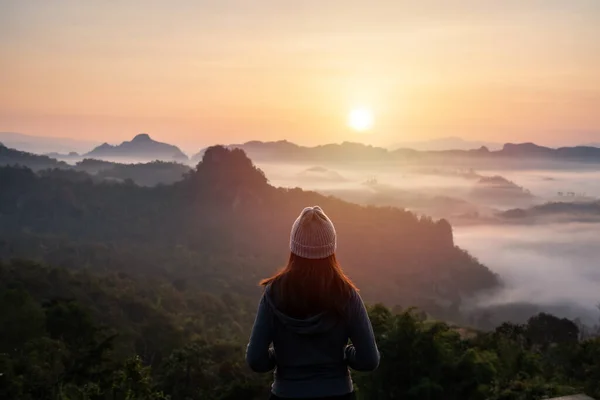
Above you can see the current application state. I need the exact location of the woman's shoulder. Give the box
[347,286,360,301]
[343,287,363,313]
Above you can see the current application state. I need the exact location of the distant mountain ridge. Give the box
[0,132,99,154]
[5,131,600,165]
[0,143,190,186]
[192,140,600,164]
[85,133,188,161]
[582,142,600,148]
[0,142,69,170]
[393,136,503,151]
[500,201,600,221]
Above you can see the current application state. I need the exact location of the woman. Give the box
[246,206,380,399]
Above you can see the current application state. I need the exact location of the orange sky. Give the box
[1,1,599,149]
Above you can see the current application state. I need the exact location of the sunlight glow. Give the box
[347,108,374,132]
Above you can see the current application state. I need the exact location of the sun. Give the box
[347,107,374,132]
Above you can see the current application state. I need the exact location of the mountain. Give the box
[582,142,600,148]
[74,158,117,174]
[191,140,301,164]
[471,175,535,204]
[192,140,392,164]
[192,140,600,165]
[0,146,499,317]
[500,201,600,222]
[0,142,191,186]
[296,166,346,182]
[85,133,188,161]
[500,142,600,159]
[393,136,503,151]
[45,151,81,160]
[0,143,69,170]
[0,132,99,154]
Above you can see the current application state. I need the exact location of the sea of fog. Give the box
[454,222,600,323]
[258,161,600,324]
[481,169,600,199]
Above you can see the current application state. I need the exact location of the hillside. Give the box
[85,133,188,161]
[0,146,498,316]
[0,144,191,186]
[1,260,598,400]
[471,175,535,205]
[73,158,191,185]
[95,161,192,186]
[500,201,600,222]
[0,143,69,170]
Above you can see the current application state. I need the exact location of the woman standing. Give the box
[246,206,380,399]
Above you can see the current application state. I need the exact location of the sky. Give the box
[1,0,599,149]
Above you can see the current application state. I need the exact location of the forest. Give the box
[1,146,599,399]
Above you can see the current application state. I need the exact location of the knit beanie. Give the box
[289,206,337,259]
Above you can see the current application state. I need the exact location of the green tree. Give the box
[0,289,46,353]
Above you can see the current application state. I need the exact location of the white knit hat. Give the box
[290,206,337,259]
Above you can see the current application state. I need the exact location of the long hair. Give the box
[260,253,357,318]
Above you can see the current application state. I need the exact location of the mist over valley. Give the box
[3,135,600,328]
[256,155,600,326]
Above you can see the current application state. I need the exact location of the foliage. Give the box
[0,260,266,399]
[1,264,598,399]
[354,306,598,400]
[95,161,191,186]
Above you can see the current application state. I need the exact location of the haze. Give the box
[256,158,600,325]
[1,0,600,148]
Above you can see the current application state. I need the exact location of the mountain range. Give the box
[192,140,600,165]
[4,131,600,165]
[85,133,188,161]
[0,142,191,186]
[392,136,503,151]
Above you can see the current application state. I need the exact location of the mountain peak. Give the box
[189,145,268,190]
[132,133,152,142]
[85,133,187,161]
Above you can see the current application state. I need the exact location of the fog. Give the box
[483,169,600,200]
[257,160,600,324]
[455,223,600,323]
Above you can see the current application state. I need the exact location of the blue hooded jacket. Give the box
[246,285,380,398]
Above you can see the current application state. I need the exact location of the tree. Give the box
[0,289,46,353]
[525,313,579,349]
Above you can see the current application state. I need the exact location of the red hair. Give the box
[260,253,357,318]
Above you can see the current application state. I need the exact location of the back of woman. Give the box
[246,206,380,399]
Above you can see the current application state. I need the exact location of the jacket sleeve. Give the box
[344,290,380,371]
[246,293,276,372]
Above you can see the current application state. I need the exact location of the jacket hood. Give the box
[264,285,339,335]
